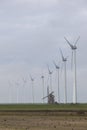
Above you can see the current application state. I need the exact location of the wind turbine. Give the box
[30,75,35,104]
[8,81,12,104]
[53,61,60,103]
[47,65,53,92]
[22,77,27,103]
[64,36,80,104]
[41,75,45,103]
[15,80,20,104]
[60,49,67,104]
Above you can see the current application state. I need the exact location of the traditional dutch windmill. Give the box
[42,86,55,104]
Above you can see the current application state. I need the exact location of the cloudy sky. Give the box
[0,0,87,103]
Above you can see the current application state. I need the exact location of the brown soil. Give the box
[0,111,87,130]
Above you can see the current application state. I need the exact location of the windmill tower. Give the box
[43,86,55,104]
[60,49,67,104]
[53,61,60,103]
[64,36,80,104]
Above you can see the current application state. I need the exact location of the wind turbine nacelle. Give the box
[41,76,44,79]
[56,66,60,69]
[49,72,53,75]
[63,58,67,62]
[72,46,77,50]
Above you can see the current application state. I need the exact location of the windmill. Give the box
[30,75,35,104]
[47,65,53,92]
[42,86,55,104]
[64,36,80,104]
[60,49,67,104]
[53,61,60,103]
[41,75,45,103]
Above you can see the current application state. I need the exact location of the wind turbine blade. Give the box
[47,64,53,74]
[59,48,64,61]
[53,60,56,68]
[64,37,73,49]
[47,64,50,73]
[74,36,80,45]
[30,74,34,81]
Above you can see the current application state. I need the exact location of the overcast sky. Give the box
[0,0,87,103]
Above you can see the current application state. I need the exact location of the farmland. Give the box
[0,103,87,130]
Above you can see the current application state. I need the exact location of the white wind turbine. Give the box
[64,36,80,104]
[53,61,60,103]
[15,80,20,104]
[30,75,35,104]
[41,75,45,103]
[8,81,12,104]
[47,65,53,93]
[22,77,27,103]
[60,49,67,104]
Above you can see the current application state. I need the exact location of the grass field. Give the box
[0,103,87,111]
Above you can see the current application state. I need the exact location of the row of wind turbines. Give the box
[38,36,80,104]
[8,36,80,104]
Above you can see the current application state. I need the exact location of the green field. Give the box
[0,103,87,111]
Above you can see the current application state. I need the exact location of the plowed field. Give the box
[0,110,87,130]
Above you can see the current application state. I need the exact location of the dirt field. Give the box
[0,111,87,130]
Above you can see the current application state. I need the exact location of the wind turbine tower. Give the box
[64,36,80,104]
[30,75,35,104]
[47,65,53,92]
[22,77,27,103]
[53,61,60,103]
[41,75,45,103]
[15,80,20,104]
[8,81,12,104]
[60,49,67,104]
